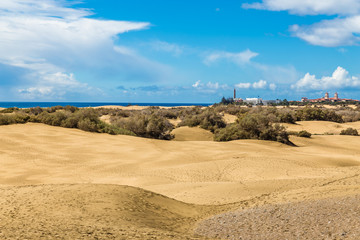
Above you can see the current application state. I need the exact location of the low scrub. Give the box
[0,112,30,125]
[295,108,343,123]
[179,109,226,132]
[298,130,312,138]
[0,108,134,137]
[340,128,359,136]
[0,107,19,113]
[214,113,292,145]
[112,111,173,140]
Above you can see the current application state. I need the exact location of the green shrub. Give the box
[0,113,30,125]
[179,109,226,132]
[28,106,43,115]
[340,128,359,136]
[213,124,249,141]
[298,130,312,138]
[215,113,292,145]
[77,118,98,132]
[0,115,15,125]
[98,122,135,136]
[295,108,343,123]
[0,107,19,113]
[113,112,174,140]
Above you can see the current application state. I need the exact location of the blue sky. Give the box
[1,0,360,103]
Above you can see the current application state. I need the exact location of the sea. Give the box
[0,102,212,108]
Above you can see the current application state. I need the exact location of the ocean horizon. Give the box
[0,102,213,108]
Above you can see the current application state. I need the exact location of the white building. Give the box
[244,98,263,105]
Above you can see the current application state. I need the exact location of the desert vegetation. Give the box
[340,128,359,136]
[214,113,291,144]
[1,104,360,142]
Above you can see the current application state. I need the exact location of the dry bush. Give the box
[179,108,226,132]
[336,110,360,122]
[295,107,343,123]
[340,128,359,136]
[112,111,173,140]
[298,130,312,138]
[215,113,292,145]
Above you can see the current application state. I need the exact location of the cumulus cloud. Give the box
[290,16,360,47]
[291,66,360,90]
[0,0,159,99]
[269,83,277,90]
[204,49,259,65]
[17,72,90,99]
[235,83,252,89]
[192,80,229,92]
[242,0,360,16]
[243,0,360,47]
[252,80,268,89]
[235,80,276,90]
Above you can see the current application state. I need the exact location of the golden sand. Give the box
[283,120,360,135]
[1,122,360,239]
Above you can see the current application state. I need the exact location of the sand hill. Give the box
[171,126,214,141]
[1,122,360,239]
[0,184,211,239]
[283,121,360,135]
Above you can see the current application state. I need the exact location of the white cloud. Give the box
[242,0,360,16]
[192,80,202,88]
[18,71,91,99]
[204,49,259,65]
[235,83,252,89]
[253,80,267,89]
[0,0,155,99]
[243,0,360,47]
[151,41,183,56]
[235,80,276,90]
[269,83,277,90]
[290,16,360,47]
[291,66,360,90]
[192,80,229,92]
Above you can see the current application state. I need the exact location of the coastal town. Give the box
[232,89,359,105]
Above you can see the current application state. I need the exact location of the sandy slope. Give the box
[196,194,360,240]
[283,121,360,135]
[1,123,360,205]
[0,184,211,239]
[172,126,214,141]
[222,114,237,124]
[2,123,360,238]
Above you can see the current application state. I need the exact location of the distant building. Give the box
[244,98,263,105]
[301,92,359,103]
[232,88,280,105]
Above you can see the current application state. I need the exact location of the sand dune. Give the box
[196,194,360,240]
[0,184,210,239]
[283,121,360,135]
[222,114,237,124]
[171,126,214,141]
[1,123,360,205]
[2,123,360,238]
